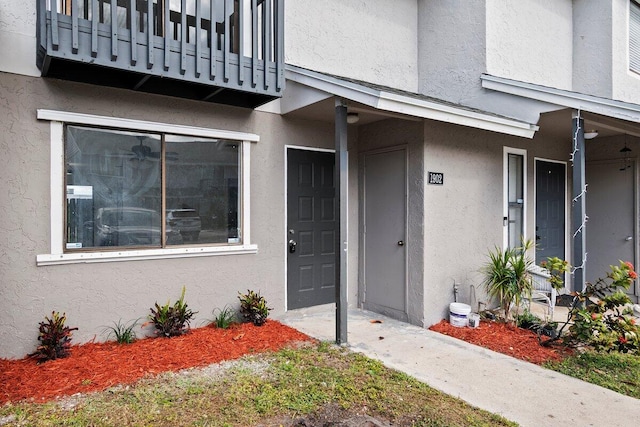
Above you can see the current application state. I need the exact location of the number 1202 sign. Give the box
[428,172,444,185]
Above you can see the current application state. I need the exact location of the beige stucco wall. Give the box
[0,73,362,359]
[421,120,572,326]
[286,0,419,92]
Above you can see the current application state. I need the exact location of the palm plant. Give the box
[481,240,533,323]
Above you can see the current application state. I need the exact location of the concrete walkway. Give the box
[275,305,640,427]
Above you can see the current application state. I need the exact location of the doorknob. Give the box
[626,236,634,241]
[289,239,297,253]
[397,240,404,246]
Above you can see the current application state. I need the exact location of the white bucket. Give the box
[449,303,471,327]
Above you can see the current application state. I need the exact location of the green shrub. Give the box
[547,261,640,353]
[210,305,238,329]
[103,318,139,344]
[30,311,78,362]
[147,286,197,337]
[481,240,533,323]
[238,289,271,326]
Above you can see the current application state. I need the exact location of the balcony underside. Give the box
[37,1,283,109]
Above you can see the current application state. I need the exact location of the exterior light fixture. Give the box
[620,138,632,171]
[346,112,359,124]
[584,130,599,139]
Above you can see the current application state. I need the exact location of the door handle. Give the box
[626,236,633,241]
[397,240,404,246]
[289,239,297,253]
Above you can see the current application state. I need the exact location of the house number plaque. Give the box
[428,172,444,185]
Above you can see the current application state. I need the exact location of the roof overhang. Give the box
[271,65,538,138]
[481,74,640,124]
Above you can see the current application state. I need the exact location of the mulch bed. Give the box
[0,321,312,404]
[429,319,572,365]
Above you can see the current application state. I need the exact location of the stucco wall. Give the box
[421,120,572,326]
[0,0,40,76]
[0,73,353,359]
[417,0,487,104]
[286,0,419,92]
[486,0,573,91]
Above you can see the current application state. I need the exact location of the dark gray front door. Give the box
[362,148,407,321]
[535,160,566,264]
[287,148,336,309]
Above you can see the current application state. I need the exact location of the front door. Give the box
[586,160,638,302]
[362,148,407,321]
[287,148,337,310]
[535,160,566,265]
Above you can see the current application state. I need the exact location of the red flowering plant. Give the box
[562,261,640,353]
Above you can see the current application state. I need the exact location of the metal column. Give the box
[335,100,348,345]
[571,110,587,293]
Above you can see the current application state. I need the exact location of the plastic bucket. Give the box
[449,303,471,327]
[468,313,481,328]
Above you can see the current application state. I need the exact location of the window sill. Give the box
[36,244,258,266]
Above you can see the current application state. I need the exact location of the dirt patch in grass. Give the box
[0,321,311,404]
[429,319,572,364]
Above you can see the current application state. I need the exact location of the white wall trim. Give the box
[37,109,260,142]
[503,147,528,249]
[38,111,258,266]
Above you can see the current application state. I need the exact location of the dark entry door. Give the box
[287,148,337,309]
[535,160,566,264]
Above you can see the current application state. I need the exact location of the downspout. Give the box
[335,99,349,345]
[571,110,587,293]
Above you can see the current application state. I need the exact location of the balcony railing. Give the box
[37,0,284,108]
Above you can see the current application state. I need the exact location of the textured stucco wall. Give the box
[486,0,573,91]
[286,0,419,92]
[421,120,572,326]
[572,0,613,98]
[0,0,40,76]
[356,118,425,327]
[0,73,358,359]
[417,0,487,104]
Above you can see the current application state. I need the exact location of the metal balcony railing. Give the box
[37,0,284,108]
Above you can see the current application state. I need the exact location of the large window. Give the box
[631,0,640,74]
[37,110,257,265]
[66,126,240,250]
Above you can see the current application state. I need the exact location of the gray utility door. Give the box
[586,160,638,302]
[362,148,407,321]
[287,149,337,310]
[535,160,566,265]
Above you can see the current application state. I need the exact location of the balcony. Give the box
[36,0,284,108]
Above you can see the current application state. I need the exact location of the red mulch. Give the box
[429,319,572,365]
[0,321,312,404]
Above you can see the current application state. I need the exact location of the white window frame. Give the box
[503,146,527,249]
[36,109,258,266]
[630,0,640,75]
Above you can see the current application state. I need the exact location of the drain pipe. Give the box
[453,281,459,303]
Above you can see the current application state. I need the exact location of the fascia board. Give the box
[481,74,640,123]
[286,67,538,138]
[376,92,538,138]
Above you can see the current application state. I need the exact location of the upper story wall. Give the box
[0,0,40,76]
[611,0,640,103]
[285,0,419,92]
[486,0,573,91]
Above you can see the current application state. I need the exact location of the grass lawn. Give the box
[544,350,640,399]
[0,342,516,427]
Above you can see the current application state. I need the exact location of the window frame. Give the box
[630,0,640,75]
[37,109,258,266]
